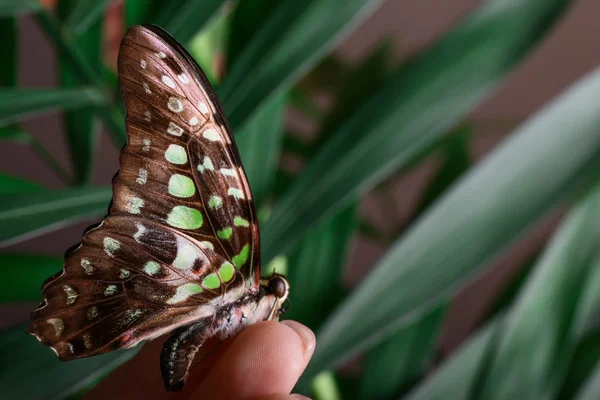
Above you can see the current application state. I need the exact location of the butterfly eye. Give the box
[269,276,287,298]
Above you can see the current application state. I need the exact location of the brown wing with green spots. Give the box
[117,24,260,288]
[27,25,260,360]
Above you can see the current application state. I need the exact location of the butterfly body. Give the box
[28,24,289,391]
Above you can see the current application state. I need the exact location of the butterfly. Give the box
[28,24,290,392]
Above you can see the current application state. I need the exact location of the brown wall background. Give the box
[2,0,600,354]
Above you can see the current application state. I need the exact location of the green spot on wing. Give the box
[208,195,223,210]
[217,227,233,240]
[166,283,203,304]
[144,261,161,275]
[202,273,220,289]
[234,216,249,227]
[182,283,202,294]
[164,144,188,164]
[232,244,250,269]
[167,206,203,229]
[168,174,196,198]
[218,262,235,282]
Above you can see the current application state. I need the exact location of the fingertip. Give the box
[280,320,316,357]
[259,394,312,400]
[192,321,315,399]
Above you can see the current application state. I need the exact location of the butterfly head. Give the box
[262,274,290,321]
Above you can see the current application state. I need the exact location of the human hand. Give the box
[85,321,315,400]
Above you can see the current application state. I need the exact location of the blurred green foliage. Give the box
[2,0,600,399]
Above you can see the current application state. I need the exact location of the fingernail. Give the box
[281,320,315,353]
[290,394,312,400]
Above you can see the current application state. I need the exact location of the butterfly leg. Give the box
[160,319,210,391]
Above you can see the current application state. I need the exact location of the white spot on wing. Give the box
[136,168,148,185]
[167,122,184,136]
[103,237,120,257]
[87,306,99,320]
[83,333,92,349]
[197,156,214,173]
[162,75,176,89]
[189,116,199,126]
[199,241,214,251]
[199,102,209,115]
[142,138,151,152]
[202,128,220,142]
[122,309,143,326]
[220,168,236,177]
[178,74,189,84]
[133,223,147,243]
[156,51,166,59]
[126,197,144,214]
[80,258,94,275]
[140,59,147,69]
[166,283,203,304]
[168,97,184,113]
[47,318,64,337]
[144,111,151,122]
[228,188,245,200]
[63,285,78,305]
[172,236,201,270]
[142,82,151,94]
[104,285,118,296]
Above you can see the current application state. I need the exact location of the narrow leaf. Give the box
[236,91,287,206]
[0,88,104,128]
[261,0,575,263]
[188,7,229,84]
[0,323,138,400]
[0,17,17,85]
[312,371,343,400]
[415,125,472,214]
[218,0,383,130]
[0,126,71,184]
[227,0,281,67]
[0,126,31,144]
[558,254,600,399]
[1,254,62,302]
[0,174,43,195]
[65,0,111,34]
[574,359,600,400]
[479,187,600,400]
[35,10,126,146]
[300,62,600,384]
[357,127,471,400]
[0,186,111,246]
[316,40,394,150]
[153,0,225,45]
[285,203,358,330]
[124,0,164,27]
[0,0,40,17]
[57,0,104,185]
[575,255,600,339]
[404,316,504,400]
[407,186,600,400]
[359,305,447,399]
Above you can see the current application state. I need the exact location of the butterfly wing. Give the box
[28,25,261,360]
